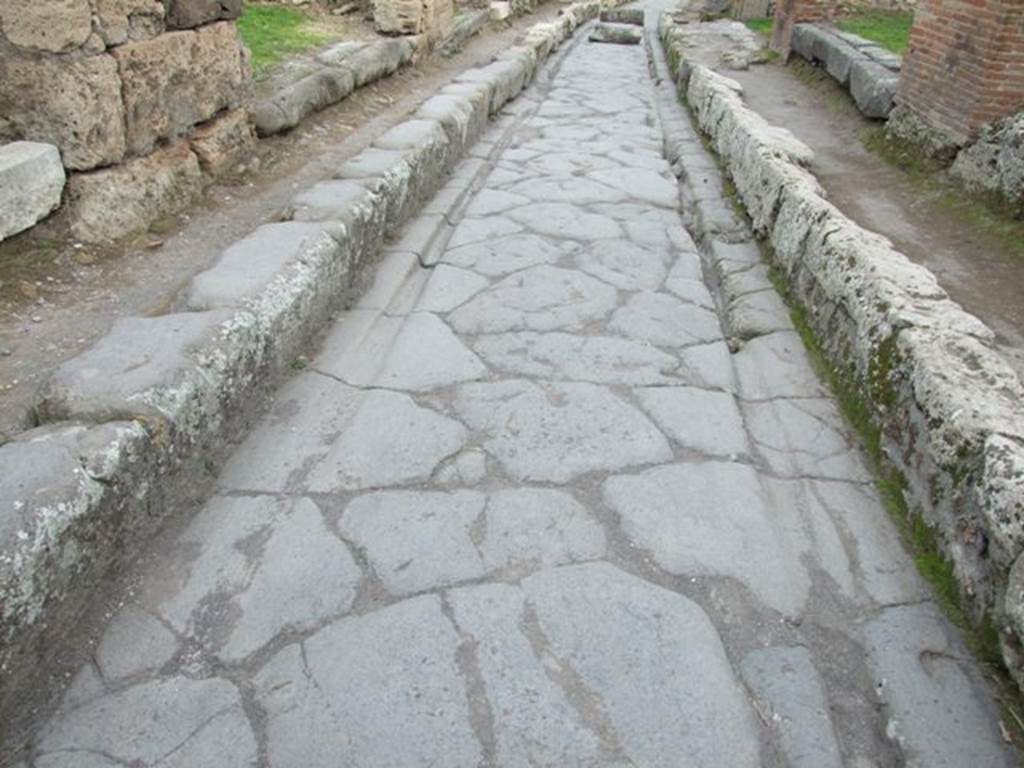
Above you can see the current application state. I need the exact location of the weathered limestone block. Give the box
[849,58,897,119]
[0,0,92,52]
[92,0,165,45]
[347,37,416,88]
[0,53,126,171]
[0,421,153,707]
[165,0,242,29]
[190,108,256,175]
[0,142,66,242]
[113,21,249,156]
[66,142,203,242]
[374,0,424,35]
[600,7,644,25]
[254,65,356,137]
[951,113,1024,217]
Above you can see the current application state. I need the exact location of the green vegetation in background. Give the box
[238,3,335,75]
[744,18,773,37]
[836,10,913,54]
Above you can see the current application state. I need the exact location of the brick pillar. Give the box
[771,0,835,58]
[891,0,1024,157]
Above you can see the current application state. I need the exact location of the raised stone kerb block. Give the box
[0,142,65,242]
[589,23,642,45]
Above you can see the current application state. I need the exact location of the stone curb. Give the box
[660,14,1024,691]
[0,0,606,717]
[790,23,899,119]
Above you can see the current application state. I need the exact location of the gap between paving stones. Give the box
[0,2,612,732]
[658,12,1024,696]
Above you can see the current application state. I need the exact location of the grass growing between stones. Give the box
[744,18,773,37]
[860,125,1024,264]
[836,9,913,54]
[239,3,341,75]
[764,261,1024,740]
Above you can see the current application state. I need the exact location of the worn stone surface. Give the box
[0,53,127,171]
[0,0,92,53]
[66,142,203,242]
[165,0,243,29]
[0,142,65,242]
[190,108,257,176]
[13,15,1021,766]
[589,22,642,45]
[93,0,166,46]
[113,23,249,156]
[951,112,1024,216]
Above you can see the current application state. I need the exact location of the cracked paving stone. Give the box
[149,496,361,663]
[447,582,606,767]
[217,374,466,492]
[94,607,179,683]
[733,331,827,399]
[34,677,256,768]
[473,331,681,385]
[743,397,872,482]
[589,167,680,208]
[634,386,749,456]
[609,291,724,347]
[447,215,523,249]
[521,563,761,768]
[316,312,487,391]
[573,239,672,291]
[603,462,810,616]
[441,233,577,277]
[506,203,624,241]
[505,176,630,206]
[448,265,618,334]
[340,488,606,594]
[455,380,672,482]
[414,265,491,313]
[254,595,480,768]
[463,188,532,216]
[740,646,843,768]
[865,603,1015,767]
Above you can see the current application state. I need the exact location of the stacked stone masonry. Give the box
[790,23,900,118]
[0,0,610,726]
[662,14,1024,693]
[0,0,254,241]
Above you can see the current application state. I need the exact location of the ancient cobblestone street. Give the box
[18,16,1019,768]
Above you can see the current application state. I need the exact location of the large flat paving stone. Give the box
[35,677,256,768]
[147,495,361,662]
[339,488,606,594]
[218,372,466,492]
[448,265,618,334]
[634,386,749,456]
[442,233,576,276]
[455,380,672,482]
[315,311,487,391]
[733,331,827,399]
[604,462,810,615]
[609,291,723,347]
[574,239,672,291]
[865,603,1015,767]
[473,331,681,384]
[506,203,624,241]
[521,563,762,767]
[254,595,481,768]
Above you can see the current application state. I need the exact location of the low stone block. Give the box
[0,0,92,53]
[347,38,415,88]
[66,142,203,243]
[0,52,127,171]
[849,58,897,118]
[255,67,356,136]
[0,421,153,709]
[165,0,243,29]
[600,8,644,25]
[0,142,65,242]
[190,108,257,176]
[113,22,249,156]
[589,23,642,45]
[490,1,511,21]
[822,36,858,86]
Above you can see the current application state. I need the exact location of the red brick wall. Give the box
[772,0,837,56]
[897,0,1024,146]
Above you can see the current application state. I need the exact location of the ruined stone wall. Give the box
[0,0,256,241]
[889,0,1024,158]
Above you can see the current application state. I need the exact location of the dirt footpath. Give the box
[0,5,566,439]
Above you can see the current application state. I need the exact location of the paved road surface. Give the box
[17,14,1018,768]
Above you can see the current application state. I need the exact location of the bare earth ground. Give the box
[726,59,1024,379]
[0,5,566,439]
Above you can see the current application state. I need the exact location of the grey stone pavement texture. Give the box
[17,13,1020,768]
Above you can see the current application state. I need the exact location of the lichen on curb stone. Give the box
[660,11,1024,695]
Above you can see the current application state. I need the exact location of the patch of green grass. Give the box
[860,125,1024,263]
[836,9,913,54]
[238,3,335,75]
[744,18,773,38]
